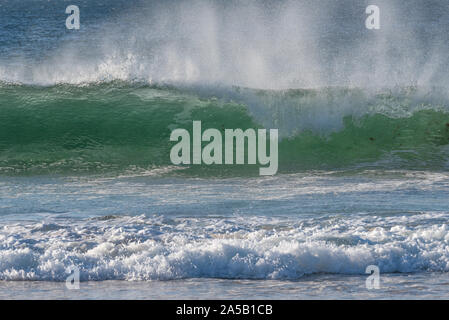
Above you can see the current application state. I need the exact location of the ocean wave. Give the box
[1,213,449,281]
[1,83,449,175]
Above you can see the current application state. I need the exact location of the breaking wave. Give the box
[1,213,449,281]
[0,83,449,175]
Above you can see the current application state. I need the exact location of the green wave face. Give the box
[1,83,449,176]
[0,83,261,175]
[280,111,449,171]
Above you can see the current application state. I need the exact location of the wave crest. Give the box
[1,83,449,175]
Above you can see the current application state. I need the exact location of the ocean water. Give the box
[1,0,449,299]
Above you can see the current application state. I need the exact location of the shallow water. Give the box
[2,273,449,300]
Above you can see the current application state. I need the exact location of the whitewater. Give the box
[1,0,449,299]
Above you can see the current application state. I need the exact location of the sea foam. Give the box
[1,213,449,281]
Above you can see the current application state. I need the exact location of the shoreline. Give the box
[1,273,448,300]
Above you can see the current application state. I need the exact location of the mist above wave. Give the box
[1,0,449,88]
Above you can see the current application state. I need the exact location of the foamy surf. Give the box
[0,171,448,282]
[1,212,449,281]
